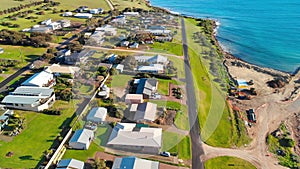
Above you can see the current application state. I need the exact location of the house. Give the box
[64,49,91,65]
[62,12,73,17]
[95,25,117,36]
[155,36,173,42]
[120,41,130,47]
[128,102,157,122]
[98,63,113,69]
[137,64,164,74]
[236,79,250,91]
[21,71,55,88]
[98,85,110,99]
[107,123,162,154]
[115,64,124,73]
[57,49,71,57]
[86,107,107,123]
[111,15,127,25]
[30,26,51,33]
[136,78,158,99]
[135,55,169,65]
[107,54,117,64]
[129,42,139,49]
[74,13,93,19]
[125,94,144,104]
[90,8,103,14]
[123,12,139,16]
[57,20,71,28]
[0,48,4,54]
[44,64,79,76]
[112,156,159,169]
[56,159,84,169]
[0,110,13,131]
[41,19,52,25]
[69,128,94,150]
[1,86,55,112]
[48,22,62,30]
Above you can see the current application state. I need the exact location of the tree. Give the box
[68,41,83,52]
[109,68,118,75]
[91,158,108,169]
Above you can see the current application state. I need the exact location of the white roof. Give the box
[21,71,53,87]
[112,156,159,169]
[56,158,84,169]
[123,12,139,15]
[11,86,54,97]
[86,107,107,121]
[45,64,79,74]
[107,123,162,148]
[74,13,93,18]
[125,94,143,100]
[137,64,164,72]
[69,128,94,145]
[115,64,124,70]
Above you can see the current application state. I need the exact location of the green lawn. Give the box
[94,124,113,146]
[174,110,190,131]
[157,79,170,95]
[167,56,185,80]
[63,142,104,162]
[0,100,78,168]
[184,18,250,148]
[110,0,151,10]
[205,156,256,169]
[149,42,183,56]
[111,74,132,88]
[162,131,191,159]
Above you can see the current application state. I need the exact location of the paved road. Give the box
[181,18,205,169]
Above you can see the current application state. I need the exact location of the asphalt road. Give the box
[181,18,205,169]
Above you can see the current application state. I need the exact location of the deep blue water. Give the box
[150,0,300,73]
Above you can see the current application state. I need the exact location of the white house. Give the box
[86,107,107,123]
[0,48,4,54]
[48,22,62,30]
[57,20,71,28]
[107,123,162,154]
[95,25,117,36]
[69,128,94,150]
[1,86,55,112]
[112,156,159,169]
[137,64,164,74]
[21,71,55,88]
[125,94,144,104]
[74,13,93,19]
[115,64,124,73]
[44,64,79,76]
[56,159,84,169]
[62,12,73,17]
[41,19,52,25]
[89,8,100,14]
[135,55,169,65]
[123,12,139,16]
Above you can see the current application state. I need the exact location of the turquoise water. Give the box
[150,0,300,73]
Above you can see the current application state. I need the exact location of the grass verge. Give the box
[205,156,256,169]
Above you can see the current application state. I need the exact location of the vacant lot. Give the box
[63,142,104,162]
[111,74,132,88]
[110,0,151,10]
[205,156,256,169]
[162,131,191,159]
[0,100,78,168]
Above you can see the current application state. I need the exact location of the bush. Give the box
[43,109,61,115]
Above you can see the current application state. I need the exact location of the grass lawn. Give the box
[94,124,113,146]
[205,156,256,169]
[174,110,190,131]
[0,100,78,168]
[184,18,250,148]
[157,79,169,95]
[167,56,185,80]
[110,0,151,10]
[62,142,104,162]
[149,42,183,56]
[78,84,94,95]
[111,74,132,88]
[162,131,191,159]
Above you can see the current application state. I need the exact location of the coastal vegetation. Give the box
[204,156,256,169]
[184,18,251,147]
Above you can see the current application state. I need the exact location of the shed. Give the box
[125,94,144,104]
[69,129,94,150]
[86,107,107,123]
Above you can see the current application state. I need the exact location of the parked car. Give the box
[160,151,171,157]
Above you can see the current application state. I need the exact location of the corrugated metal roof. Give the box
[69,129,94,144]
[21,71,53,87]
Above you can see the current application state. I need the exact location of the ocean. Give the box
[150,0,300,73]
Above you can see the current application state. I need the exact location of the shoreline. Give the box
[145,0,300,76]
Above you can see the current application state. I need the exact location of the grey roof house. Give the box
[56,158,84,169]
[128,102,157,122]
[69,128,94,150]
[136,78,158,99]
[1,86,55,112]
[86,107,107,123]
[112,156,159,169]
[0,110,13,131]
[107,123,162,154]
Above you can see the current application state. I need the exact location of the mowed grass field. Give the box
[162,131,191,159]
[205,156,256,169]
[110,0,151,10]
[0,100,78,168]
